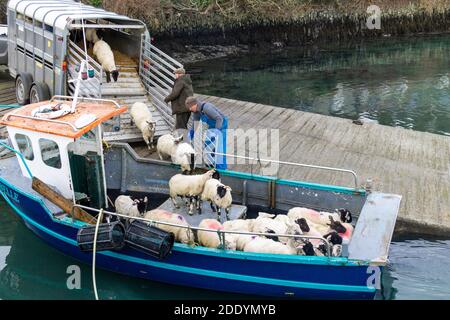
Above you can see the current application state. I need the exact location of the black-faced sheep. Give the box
[169,170,215,215]
[93,39,119,83]
[130,102,156,150]
[114,195,148,218]
[201,178,232,220]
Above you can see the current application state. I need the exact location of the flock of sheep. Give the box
[114,188,354,257]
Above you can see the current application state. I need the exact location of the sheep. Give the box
[93,39,119,83]
[201,178,233,220]
[144,209,194,244]
[156,134,183,160]
[114,195,148,218]
[317,244,343,257]
[129,102,156,150]
[223,219,255,232]
[288,207,353,225]
[197,219,236,250]
[304,216,347,237]
[171,142,196,173]
[85,29,99,46]
[169,170,215,215]
[156,134,196,173]
[338,222,354,245]
[244,237,298,255]
[252,213,302,244]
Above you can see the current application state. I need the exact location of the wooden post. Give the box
[32,177,96,224]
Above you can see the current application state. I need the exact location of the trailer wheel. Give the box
[15,73,33,105]
[29,82,51,104]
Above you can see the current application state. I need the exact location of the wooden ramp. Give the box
[98,50,173,142]
[196,94,450,236]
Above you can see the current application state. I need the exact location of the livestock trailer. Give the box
[5,0,181,140]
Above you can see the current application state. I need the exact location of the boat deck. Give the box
[158,198,247,226]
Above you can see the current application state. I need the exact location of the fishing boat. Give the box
[0,89,402,299]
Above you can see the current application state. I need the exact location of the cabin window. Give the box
[39,139,62,169]
[15,134,34,161]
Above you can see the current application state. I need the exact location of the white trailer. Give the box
[5,0,181,140]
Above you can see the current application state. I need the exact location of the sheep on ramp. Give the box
[130,102,156,150]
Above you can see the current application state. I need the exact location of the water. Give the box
[189,34,450,136]
[1,199,449,300]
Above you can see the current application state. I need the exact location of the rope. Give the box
[92,208,104,301]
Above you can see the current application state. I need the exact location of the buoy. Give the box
[88,69,95,78]
[81,71,88,80]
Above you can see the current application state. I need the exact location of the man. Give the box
[164,68,194,130]
[185,97,228,169]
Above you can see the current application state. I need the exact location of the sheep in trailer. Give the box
[201,178,233,220]
[197,219,236,250]
[85,29,99,46]
[169,170,215,215]
[130,102,156,150]
[93,39,119,83]
[144,209,194,244]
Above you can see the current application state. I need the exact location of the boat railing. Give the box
[4,111,79,132]
[50,95,122,109]
[203,149,360,190]
[0,140,33,178]
[72,204,333,257]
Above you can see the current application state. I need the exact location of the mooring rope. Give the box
[92,208,104,300]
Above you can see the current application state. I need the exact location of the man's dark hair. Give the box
[185,96,198,109]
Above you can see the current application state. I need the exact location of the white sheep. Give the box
[114,195,148,218]
[223,219,255,232]
[156,134,182,160]
[130,102,156,150]
[288,207,353,225]
[171,142,196,173]
[244,237,297,255]
[201,178,233,220]
[169,170,215,215]
[197,219,236,250]
[85,29,99,46]
[144,209,194,244]
[251,212,302,244]
[93,39,119,83]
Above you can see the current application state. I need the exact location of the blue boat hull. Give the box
[0,177,378,299]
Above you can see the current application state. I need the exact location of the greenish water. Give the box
[190,34,450,136]
[1,199,450,300]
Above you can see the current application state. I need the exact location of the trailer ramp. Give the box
[67,40,176,142]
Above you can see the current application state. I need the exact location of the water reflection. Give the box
[190,34,450,136]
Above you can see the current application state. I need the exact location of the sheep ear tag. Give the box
[75,114,98,129]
